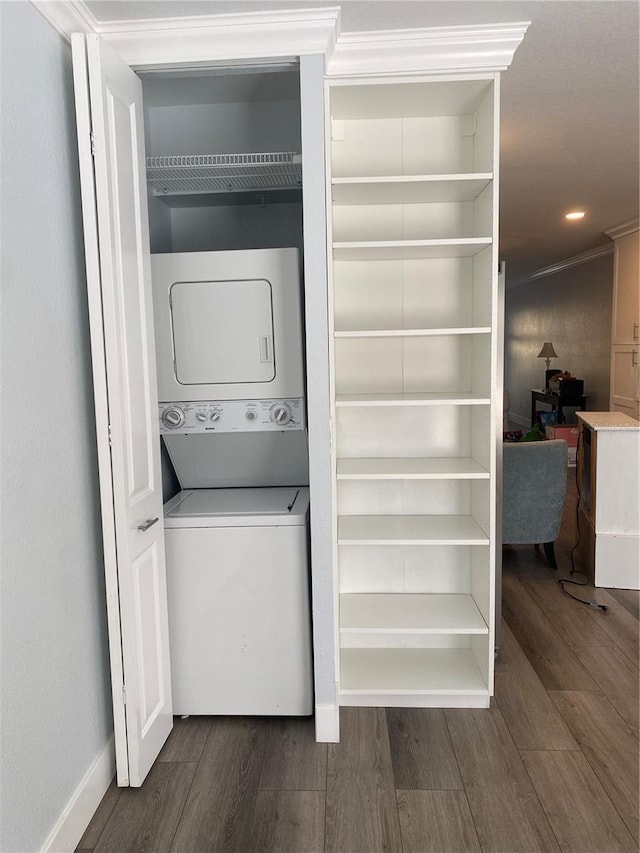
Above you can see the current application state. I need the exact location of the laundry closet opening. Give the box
[139,62,314,718]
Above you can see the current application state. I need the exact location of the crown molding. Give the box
[328,22,530,76]
[31,0,99,37]
[106,12,340,68]
[31,3,527,75]
[29,2,340,67]
[527,243,614,282]
[605,218,640,240]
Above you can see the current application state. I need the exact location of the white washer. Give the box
[163,487,312,716]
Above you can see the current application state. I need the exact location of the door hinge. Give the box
[122,685,126,705]
[107,423,113,447]
[90,132,96,157]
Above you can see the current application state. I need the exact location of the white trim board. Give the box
[30,2,528,75]
[315,702,340,742]
[41,736,115,853]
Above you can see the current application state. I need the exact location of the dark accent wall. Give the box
[505,254,613,426]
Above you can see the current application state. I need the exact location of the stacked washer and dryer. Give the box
[152,247,313,716]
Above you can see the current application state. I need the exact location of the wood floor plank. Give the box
[573,644,639,735]
[502,570,599,691]
[397,790,481,853]
[588,589,640,666]
[387,708,463,790]
[170,717,268,853]
[259,717,327,791]
[494,621,578,751]
[93,762,197,853]
[550,690,640,842]
[605,587,640,620]
[75,780,120,850]
[248,791,324,853]
[444,706,560,852]
[521,750,637,853]
[521,575,617,648]
[157,716,212,763]
[325,707,403,853]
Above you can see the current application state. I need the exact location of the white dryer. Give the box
[163,487,312,716]
[152,247,304,404]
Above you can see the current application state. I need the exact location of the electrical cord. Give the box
[558,427,608,611]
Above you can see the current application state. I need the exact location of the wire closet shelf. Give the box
[146,152,303,196]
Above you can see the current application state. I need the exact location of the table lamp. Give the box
[537,342,558,387]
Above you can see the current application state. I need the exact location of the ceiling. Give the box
[84,0,640,285]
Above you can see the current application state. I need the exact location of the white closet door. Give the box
[72,33,172,787]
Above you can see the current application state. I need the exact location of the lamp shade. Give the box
[537,342,558,359]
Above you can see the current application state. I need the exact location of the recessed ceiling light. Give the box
[565,211,586,221]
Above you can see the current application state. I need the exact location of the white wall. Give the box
[505,254,613,426]
[0,4,112,851]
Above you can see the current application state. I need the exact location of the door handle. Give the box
[138,517,159,532]
[632,349,638,367]
[634,323,639,341]
[259,336,271,363]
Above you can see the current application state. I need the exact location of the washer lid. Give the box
[164,487,303,523]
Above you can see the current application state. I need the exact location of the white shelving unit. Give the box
[327,75,499,708]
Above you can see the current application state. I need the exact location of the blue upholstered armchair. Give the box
[502,439,568,568]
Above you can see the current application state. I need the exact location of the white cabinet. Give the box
[611,229,639,345]
[577,412,640,589]
[611,345,639,419]
[609,225,639,419]
[328,76,499,708]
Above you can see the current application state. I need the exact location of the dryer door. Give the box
[171,278,274,385]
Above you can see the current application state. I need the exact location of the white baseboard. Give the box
[42,735,115,853]
[315,703,340,742]
[509,412,530,428]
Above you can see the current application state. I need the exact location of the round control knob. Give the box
[270,403,292,426]
[195,411,207,422]
[161,406,185,429]
[245,410,258,422]
[210,410,221,422]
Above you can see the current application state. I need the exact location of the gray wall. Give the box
[168,201,304,254]
[144,100,301,156]
[505,254,613,426]
[0,4,112,851]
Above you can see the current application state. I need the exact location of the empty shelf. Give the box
[334,326,491,338]
[338,514,489,545]
[336,457,489,479]
[146,152,302,196]
[340,593,488,634]
[333,238,492,261]
[332,173,493,205]
[340,648,488,695]
[335,392,491,407]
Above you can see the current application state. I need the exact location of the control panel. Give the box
[158,399,306,434]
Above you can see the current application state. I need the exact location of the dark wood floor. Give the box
[77,472,639,853]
